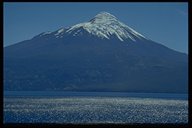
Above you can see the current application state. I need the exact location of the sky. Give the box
[3,2,188,53]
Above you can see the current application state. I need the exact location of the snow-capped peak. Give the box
[36,12,146,42]
[64,12,146,42]
[90,12,117,22]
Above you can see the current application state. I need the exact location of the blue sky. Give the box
[3,2,188,53]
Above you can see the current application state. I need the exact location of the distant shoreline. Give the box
[4,91,188,100]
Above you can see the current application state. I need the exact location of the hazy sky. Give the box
[3,2,188,53]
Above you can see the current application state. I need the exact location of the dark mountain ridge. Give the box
[4,12,188,93]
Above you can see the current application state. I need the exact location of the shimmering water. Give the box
[3,92,188,124]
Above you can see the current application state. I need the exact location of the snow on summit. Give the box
[66,12,146,41]
[40,12,146,41]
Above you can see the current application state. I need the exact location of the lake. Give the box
[3,91,188,124]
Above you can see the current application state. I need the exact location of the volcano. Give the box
[4,12,188,93]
